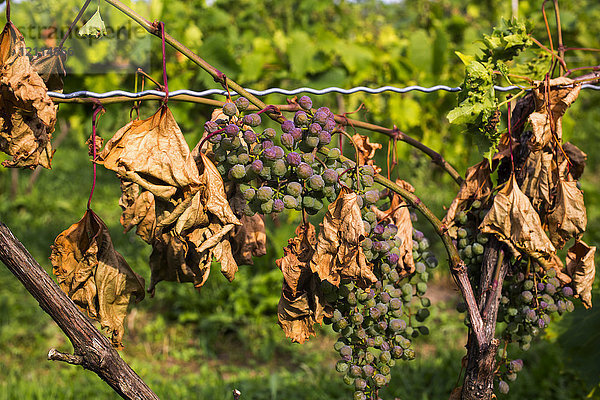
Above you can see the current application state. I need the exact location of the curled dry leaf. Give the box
[277,224,332,343]
[32,50,66,93]
[0,22,56,169]
[311,186,376,288]
[443,160,493,228]
[230,214,267,266]
[520,147,554,211]
[531,77,581,143]
[97,106,200,201]
[562,142,587,181]
[547,179,586,249]
[479,175,555,261]
[352,133,382,174]
[147,150,240,292]
[119,181,156,243]
[372,179,415,277]
[566,241,596,309]
[50,209,145,348]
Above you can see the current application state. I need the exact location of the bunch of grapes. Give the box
[493,266,575,394]
[206,96,344,215]
[451,200,490,290]
[206,95,439,398]
[325,209,438,399]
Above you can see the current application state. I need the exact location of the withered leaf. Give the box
[566,241,596,309]
[371,180,415,276]
[311,186,376,287]
[547,179,586,249]
[277,224,331,343]
[50,209,145,348]
[443,160,493,228]
[563,142,587,181]
[97,106,200,201]
[277,223,317,297]
[32,50,66,93]
[352,133,382,174]
[0,22,56,169]
[119,181,156,243]
[479,175,555,260]
[230,214,267,266]
[520,147,554,211]
[528,77,581,148]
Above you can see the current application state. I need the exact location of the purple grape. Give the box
[286,152,302,167]
[322,168,339,184]
[537,282,545,291]
[272,146,285,159]
[281,120,295,133]
[562,286,573,297]
[309,122,322,135]
[234,97,250,111]
[540,301,548,309]
[243,113,261,127]
[243,130,257,144]
[294,110,309,126]
[297,163,313,179]
[319,131,332,145]
[298,95,312,110]
[281,133,294,149]
[369,307,382,320]
[262,140,274,149]
[373,224,385,235]
[413,230,424,241]
[250,159,263,174]
[225,124,239,136]
[317,106,333,117]
[290,127,303,141]
[324,118,336,132]
[273,199,284,213]
[339,345,352,358]
[204,120,219,133]
[362,364,375,377]
[262,128,276,139]
[314,110,328,125]
[208,133,222,144]
[387,253,400,264]
[510,359,523,372]
[263,147,277,161]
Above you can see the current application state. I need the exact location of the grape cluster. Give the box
[325,211,438,400]
[206,96,344,215]
[451,200,490,288]
[493,266,575,393]
[206,96,439,398]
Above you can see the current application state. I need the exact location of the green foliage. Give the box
[448,19,531,162]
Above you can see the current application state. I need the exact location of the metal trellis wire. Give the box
[48,84,600,100]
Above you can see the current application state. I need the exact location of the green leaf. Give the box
[78,7,107,38]
[454,51,475,66]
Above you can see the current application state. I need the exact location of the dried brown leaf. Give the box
[50,210,145,348]
[277,225,331,344]
[230,214,267,266]
[0,22,56,169]
[31,50,66,93]
[563,142,587,181]
[311,186,376,287]
[118,181,156,243]
[479,175,555,260]
[97,106,200,200]
[520,147,554,211]
[352,133,382,173]
[566,241,596,308]
[547,179,586,249]
[443,160,493,228]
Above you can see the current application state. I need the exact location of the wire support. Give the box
[48,84,600,100]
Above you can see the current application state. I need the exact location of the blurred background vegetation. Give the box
[0,0,599,399]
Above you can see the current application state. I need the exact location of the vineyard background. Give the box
[0,0,599,399]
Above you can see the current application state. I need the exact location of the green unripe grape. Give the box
[336,360,349,373]
[471,199,482,209]
[416,308,430,322]
[361,165,375,176]
[287,182,303,197]
[343,374,355,386]
[420,271,429,282]
[463,245,473,259]
[234,97,250,111]
[457,211,468,225]
[364,211,377,223]
[458,238,468,249]
[230,164,246,180]
[401,283,413,296]
[353,391,367,400]
[222,102,238,117]
[416,282,427,295]
[259,166,271,180]
[309,174,325,191]
[420,297,431,307]
[327,147,341,160]
[458,228,468,239]
[333,339,345,350]
[472,242,484,255]
[361,174,374,187]
[243,188,256,201]
[418,326,429,335]
[283,195,298,209]
[364,351,375,364]
[237,153,250,165]
[404,326,414,337]
[305,136,320,148]
[216,163,227,176]
[272,159,287,177]
[403,348,416,360]
[256,186,274,202]
[260,199,274,214]
[477,233,489,244]
[380,351,392,364]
